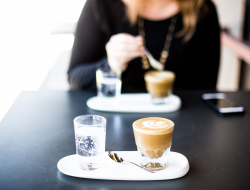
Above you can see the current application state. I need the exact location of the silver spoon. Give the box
[108,151,155,173]
[145,49,164,71]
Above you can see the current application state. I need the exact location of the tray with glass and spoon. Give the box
[57,151,189,180]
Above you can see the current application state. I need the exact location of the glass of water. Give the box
[96,68,121,100]
[73,115,106,170]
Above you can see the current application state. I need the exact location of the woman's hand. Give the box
[106,33,145,75]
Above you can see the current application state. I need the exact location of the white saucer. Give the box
[57,151,189,181]
[86,93,181,113]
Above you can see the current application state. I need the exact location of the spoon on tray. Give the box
[108,151,155,173]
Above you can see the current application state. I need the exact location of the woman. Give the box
[68,0,220,92]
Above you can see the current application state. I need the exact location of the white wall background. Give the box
[0,0,86,122]
[213,0,246,91]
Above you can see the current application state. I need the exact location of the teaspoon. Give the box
[145,49,164,71]
[108,151,155,173]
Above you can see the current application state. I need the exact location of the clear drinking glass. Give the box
[73,115,106,170]
[96,68,121,99]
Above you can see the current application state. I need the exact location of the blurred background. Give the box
[0,0,249,122]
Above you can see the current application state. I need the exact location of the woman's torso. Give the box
[94,0,220,92]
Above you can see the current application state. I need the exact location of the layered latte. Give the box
[133,117,174,171]
[144,71,175,104]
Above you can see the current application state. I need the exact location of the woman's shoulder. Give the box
[201,0,218,18]
[92,0,125,22]
[95,0,122,5]
[93,0,124,12]
[87,0,125,35]
[198,0,219,25]
[204,0,217,10]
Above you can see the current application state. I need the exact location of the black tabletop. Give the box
[0,90,250,190]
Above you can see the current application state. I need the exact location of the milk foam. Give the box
[133,117,174,135]
[142,120,168,129]
[144,71,174,83]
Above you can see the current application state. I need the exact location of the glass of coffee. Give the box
[133,117,174,171]
[144,71,175,104]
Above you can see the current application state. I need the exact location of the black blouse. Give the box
[68,0,220,93]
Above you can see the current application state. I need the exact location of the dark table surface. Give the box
[0,90,250,190]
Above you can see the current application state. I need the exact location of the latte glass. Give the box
[144,71,175,104]
[133,117,174,171]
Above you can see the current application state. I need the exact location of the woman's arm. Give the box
[221,30,250,65]
[68,0,109,90]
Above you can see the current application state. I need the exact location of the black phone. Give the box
[202,93,245,115]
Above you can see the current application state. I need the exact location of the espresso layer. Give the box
[134,130,173,158]
[145,82,173,97]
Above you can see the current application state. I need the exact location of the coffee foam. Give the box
[133,117,174,135]
[144,71,175,83]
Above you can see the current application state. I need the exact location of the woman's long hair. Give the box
[125,0,205,41]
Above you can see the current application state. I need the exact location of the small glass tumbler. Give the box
[73,115,106,170]
[96,68,121,99]
[133,117,174,171]
[144,71,175,104]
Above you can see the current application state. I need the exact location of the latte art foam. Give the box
[142,120,168,129]
[133,117,174,135]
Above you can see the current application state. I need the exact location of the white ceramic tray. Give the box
[57,151,189,181]
[86,93,181,113]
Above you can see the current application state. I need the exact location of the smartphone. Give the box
[202,93,245,115]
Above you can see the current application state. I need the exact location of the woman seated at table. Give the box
[68,0,220,93]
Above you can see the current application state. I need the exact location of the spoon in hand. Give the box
[108,151,155,173]
[145,49,164,71]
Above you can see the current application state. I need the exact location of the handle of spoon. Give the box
[125,161,155,173]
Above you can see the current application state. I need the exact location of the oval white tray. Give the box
[86,93,181,113]
[57,151,189,181]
